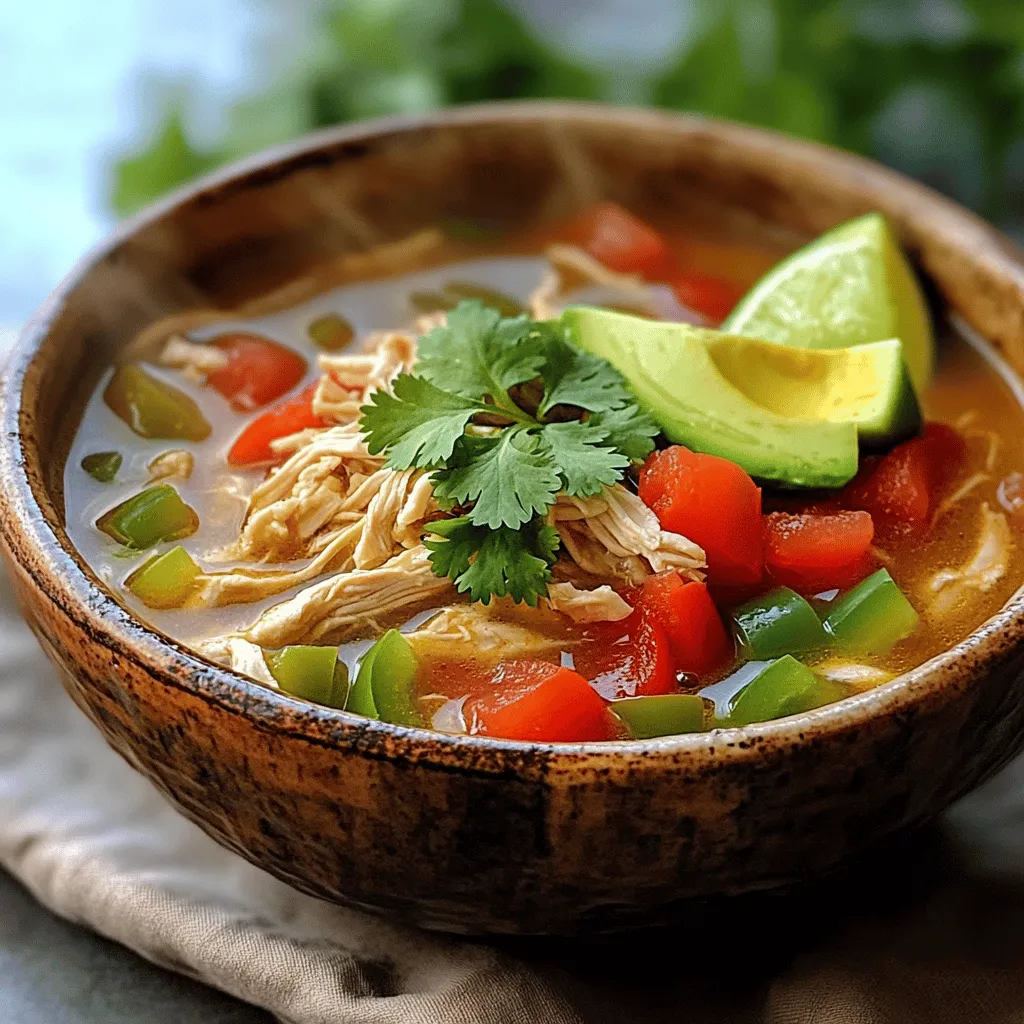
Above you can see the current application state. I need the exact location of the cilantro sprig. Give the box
[360,300,658,604]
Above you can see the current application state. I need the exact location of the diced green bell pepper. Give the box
[732,586,828,660]
[307,313,354,352]
[611,694,707,738]
[823,568,919,655]
[442,282,524,317]
[104,364,211,441]
[81,451,122,482]
[96,484,199,549]
[124,545,201,608]
[724,656,846,726]
[266,646,348,708]
[346,630,423,726]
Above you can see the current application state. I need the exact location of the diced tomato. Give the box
[840,423,966,529]
[639,446,763,587]
[574,615,677,699]
[227,383,325,466]
[464,660,615,742]
[763,510,876,594]
[206,334,308,412]
[635,572,731,675]
[560,202,672,278]
[666,269,743,324]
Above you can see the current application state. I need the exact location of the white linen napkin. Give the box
[0,578,581,1024]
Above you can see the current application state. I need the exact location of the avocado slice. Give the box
[563,306,903,488]
[703,334,921,448]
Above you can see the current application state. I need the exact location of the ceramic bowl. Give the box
[5,102,1024,935]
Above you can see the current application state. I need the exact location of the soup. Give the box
[65,204,1024,742]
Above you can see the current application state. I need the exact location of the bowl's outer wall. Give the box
[6,103,1024,934]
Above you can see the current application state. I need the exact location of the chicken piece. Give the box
[528,244,663,320]
[312,374,362,425]
[546,582,633,623]
[231,456,347,563]
[319,330,416,396]
[816,661,892,691]
[203,546,456,651]
[405,604,561,659]
[221,638,277,687]
[158,334,229,383]
[353,469,430,569]
[551,485,706,585]
[147,449,194,482]
[196,521,365,607]
[415,311,448,334]
[927,503,1013,617]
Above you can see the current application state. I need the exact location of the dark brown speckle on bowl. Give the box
[5,102,1024,935]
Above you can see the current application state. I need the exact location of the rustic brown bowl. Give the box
[5,101,1024,936]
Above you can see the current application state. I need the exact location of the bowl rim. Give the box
[5,98,1024,774]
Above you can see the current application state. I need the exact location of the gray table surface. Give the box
[0,868,270,1024]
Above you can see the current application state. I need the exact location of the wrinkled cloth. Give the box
[4,567,1024,1024]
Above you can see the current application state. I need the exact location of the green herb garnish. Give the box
[359,300,657,604]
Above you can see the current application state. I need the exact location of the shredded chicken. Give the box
[147,449,194,483]
[405,604,561,658]
[201,546,455,651]
[546,582,632,623]
[319,330,415,395]
[158,334,229,383]
[221,638,277,687]
[816,661,893,690]
[927,503,1013,617]
[550,485,706,586]
[528,244,666,320]
[312,375,362,425]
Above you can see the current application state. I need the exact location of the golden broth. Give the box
[64,218,1024,723]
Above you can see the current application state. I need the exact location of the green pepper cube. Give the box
[347,630,422,727]
[611,694,707,738]
[823,569,919,656]
[96,484,199,549]
[725,656,845,726]
[124,545,201,609]
[307,313,354,352]
[266,645,346,707]
[732,586,828,660]
[103,364,211,442]
[81,451,123,483]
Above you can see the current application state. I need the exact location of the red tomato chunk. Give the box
[635,572,731,675]
[559,203,742,322]
[207,334,307,412]
[640,446,763,587]
[574,616,676,700]
[227,382,326,466]
[841,422,966,530]
[465,660,615,742]
[763,510,876,594]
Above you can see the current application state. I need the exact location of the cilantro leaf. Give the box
[538,330,633,415]
[432,427,560,529]
[424,516,559,605]
[587,404,660,462]
[539,420,627,497]
[360,373,485,469]
[416,300,545,409]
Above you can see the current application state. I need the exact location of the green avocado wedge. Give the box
[562,307,918,488]
[721,213,934,392]
[704,334,921,448]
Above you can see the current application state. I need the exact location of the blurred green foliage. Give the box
[112,0,1024,228]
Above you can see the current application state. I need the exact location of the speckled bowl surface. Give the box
[5,102,1024,935]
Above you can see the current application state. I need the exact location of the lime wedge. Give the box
[721,213,934,391]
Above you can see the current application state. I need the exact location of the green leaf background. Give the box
[111,0,1024,233]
